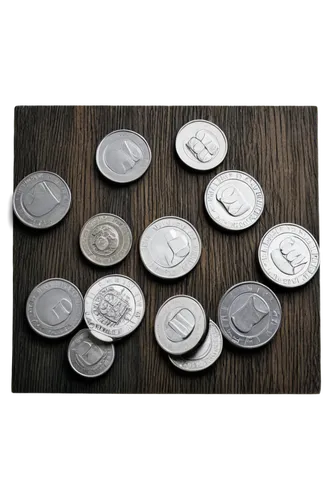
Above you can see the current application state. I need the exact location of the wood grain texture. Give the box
[12,106,320,393]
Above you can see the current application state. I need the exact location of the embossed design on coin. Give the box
[186,129,219,163]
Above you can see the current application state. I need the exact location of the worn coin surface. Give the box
[154,295,207,355]
[26,278,84,338]
[96,129,151,183]
[139,216,202,279]
[218,282,282,349]
[205,170,264,230]
[169,319,223,371]
[13,171,71,228]
[175,119,228,171]
[68,328,115,378]
[84,275,145,342]
[258,223,320,288]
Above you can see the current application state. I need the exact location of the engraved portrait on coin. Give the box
[68,329,115,378]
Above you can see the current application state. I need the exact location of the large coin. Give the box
[169,319,223,372]
[205,170,264,230]
[154,295,207,355]
[26,278,84,338]
[13,171,71,228]
[258,223,320,288]
[139,216,202,279]
[68,328,115,378]
[84,275,145,342]
[80,213,132,266]
[218,281,281,349]
[175,119,228,171]
[96,129,151,183]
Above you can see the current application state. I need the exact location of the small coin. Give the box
[218,281,281,349]
[169,319,223,372]
[154,295,207,355]
[175,119,228,171]
[139,216,202,279]
[84,275,145,342]
[13,171,71,229]
[68,328,115,378]
[258,223,320,288]
[96,129,151,183]
[26,278,84,338]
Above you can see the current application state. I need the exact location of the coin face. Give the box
[169,319,223,371]
[26,279,84,338]
[218,282,281,349]
[175,119,228,171]
[13,171,71,228]
[139,216,202,279]
[205,170,264,230]
[96,129,151,183]
[68,329,115,378]
[258,223,320,287]
[154,295,207,355]
[84,275,145,342]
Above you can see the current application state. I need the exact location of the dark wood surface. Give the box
[12,106,320,393]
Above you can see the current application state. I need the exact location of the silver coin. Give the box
[84,274,145,342]
[175,119,228,171]
[79,213,132,266]
[205,170,264,230]
[169,319,223,372]
[154,295,207,355]
[26,278,84,338]
[139,216,202,279]
[68,328,115,378]
[218,281,282,349]
[258,223,320,288]
[13,171,71,228]
[96,129,151,183]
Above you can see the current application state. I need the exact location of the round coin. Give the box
[13,171,71,229]
[175,119,228,171]
[205,170,264,230]
[84,275,145,342]
[258,223,320,288]
[68,328,115,378]
[218,281,282,349]
[154,295,207,355]
[169,319,223,372]
[26,278,84,338]
[96,129,151,183]
[139,216,202,279]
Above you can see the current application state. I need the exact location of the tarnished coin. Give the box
[139,216,202,279]
[68,328,115,378]
[26,278,84,338]
[218,281,281,349]
[13,171,71,228]
[80,213,132,266]
[258,223,320,288]
[96,129,151,183]
[169,319,223,372]
[175,119,228,171]
[154,295,207,355]
[84,275,145,342]
[205,170,264,230]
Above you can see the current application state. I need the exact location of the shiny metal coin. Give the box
[139,216,202,279]
[84,274,145,342]
[68,328,115,378]
[26,278,84,338]
[13,171,71,228]
[169,319,223,372]
[175,119,228,171]
[205,170,264,230]
[96,129,151,183]
[258,223,320,288]
[154,295,207,355]
[218,281,281,349]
